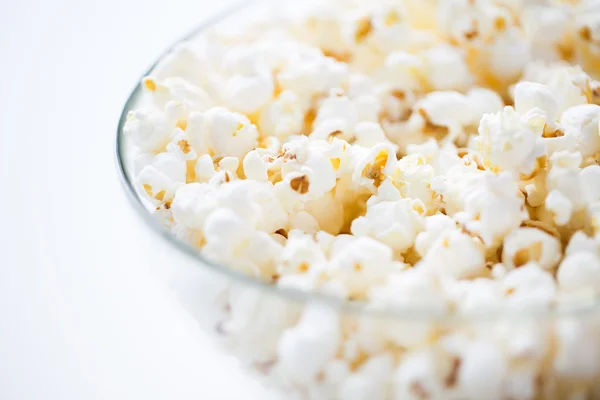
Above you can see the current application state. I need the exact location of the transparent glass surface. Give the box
[116,2,600,398]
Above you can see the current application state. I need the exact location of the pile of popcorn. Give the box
[124,0,600,398]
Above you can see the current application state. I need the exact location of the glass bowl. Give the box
[116,1,600,399]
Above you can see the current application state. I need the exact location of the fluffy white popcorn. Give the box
[277,139,339,201]
[414,91,471,138]
[502,263,557,308]
[277,305,341,386]
[420,229,486,279]
[194,154,217,182]
[393,350,449,400]
[462,172,527,246]
[545,189,573,226]
[203,207,282,276]
[353,143,397,193]
[476,106,546,175]
[124,101,187,152]
[259,90,306,140]
[581,165,600,203]
[166,128,198,160]
[327,236,399,298]
[143,76,213,112]
[485,30,532,83]
[557,252,600,295]
[242,150,269,181]
[279,230,327,274]
[311,90,382,144]
[421,45,473,92]
[353,122,390,148]
[546,150,587,211]
[125,2,600,396]
[171,183,218,231]
[522,5,571,61]
[186,107,258,159]
[222,70,274,114]
[339,355,393,400]
[392,153,438,210]
[553,317,600,379]
[304,192,345,234]
[351,197,424,253]
[137,150,187,206]
[559,104,600,157]
[369,268,448,318]
[288,211,320,234]
[514,81,560,132]
[277,53,348,100]
[381,52,424,91]
[150,41,216,86]
[459,340,508,400]
[414,214,456,256]
[464,88,505,123]
[502,227,562,271]
[557,232,600,300]
[456,278,504,314]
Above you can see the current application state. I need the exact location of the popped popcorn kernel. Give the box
[124,1,600,397]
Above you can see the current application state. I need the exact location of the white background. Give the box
[0,0,274,398]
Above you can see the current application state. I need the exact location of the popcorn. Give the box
[502,227,562,271]
[311,90,382,143]
[137,150,187,206]
[166,128,198,160]
[277,53,348,100]
[304,192,345,234]
[546,150,587,211]
[414,214,456,256]
[194,154,217,182]
[476,106,546,176]
[392,153,438,210]
[171,183,219,231]
[522,5,571,61]
[143,76,213,112]
[203,207,282,276]
[125,2,600,397]
[242,150,269,181]
[353,143,397,193]
[351,197,424,253]
[393,349,449,400]
[502,263,557,308]
[189,107,259,159]
[369,268,448,319]
[259,90,306,140]
[557,252,600,294]
[459,340,508,400]
[420,229,486,279]
[559,104,600,157]
[222,70,274,114]
[277,305,341,386]
[381,52,424,92]
[514,81,560,132]
[553,317,600,379]
[124,101,187,152]
[545,189,573,226]
[420,45,473,92]
[339,355,393,400]
[150,42,215,86]
[462,172,527,247]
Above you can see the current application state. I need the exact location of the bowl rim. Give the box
[115,0,600,322]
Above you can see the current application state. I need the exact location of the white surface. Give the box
[0,1,275,398]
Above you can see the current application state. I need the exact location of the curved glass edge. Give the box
[114,0,600,323]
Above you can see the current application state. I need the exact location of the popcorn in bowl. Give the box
[117,0,600,398]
